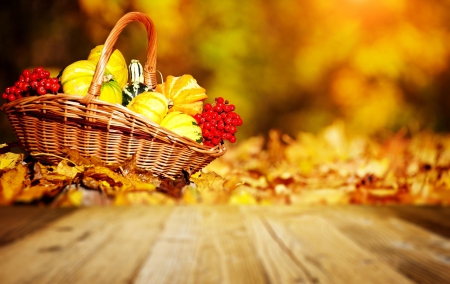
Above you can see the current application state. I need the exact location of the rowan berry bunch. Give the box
[194,97,243,147]
[2,67,61,102]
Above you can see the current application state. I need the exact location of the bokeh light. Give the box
[1,0,450,144]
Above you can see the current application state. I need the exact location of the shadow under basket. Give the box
[1,12,226,178]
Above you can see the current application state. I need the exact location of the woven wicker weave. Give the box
[1,12,226,178]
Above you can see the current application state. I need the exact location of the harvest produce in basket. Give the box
[122,59,151,106]
[87,45,128,88]
[160,111,203,144]
[126,91,169,124]
[60,60,123,104]
[156,74,208,116]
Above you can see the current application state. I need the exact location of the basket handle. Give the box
[81,12,157,105]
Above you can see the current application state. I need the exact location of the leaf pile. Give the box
[1,122,450,206]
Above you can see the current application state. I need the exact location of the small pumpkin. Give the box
[156,74,208,116]
[87,45,128,88]
[122,59,150,107]
[160,111,203,144]
[61,60,122,104]
[127,91,168,124]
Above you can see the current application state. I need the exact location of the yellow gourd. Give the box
[156,74,208,116]
[160,111,203,144]
[61,60,122,105]
[127,91,168,124]
[87,45,128,88]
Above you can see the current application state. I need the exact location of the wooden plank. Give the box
[242,206,413,284]
[0,206,76,246]
[0,206,173,284]
[134,206,266,284]
[385,206,450,238]
[321,206,450,284]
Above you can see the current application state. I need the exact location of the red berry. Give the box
[8,94,16,101]
[229,135,237,143]
[43,70,51,78]
[50,84,59,93]
[230,125,237,134]
[2,93,7,99]
[224,125,231,133]
[31,81,39,89]
[30,73,38,81]
[22,83,30,91]
[45,81,52,90]
[22,69,31,77]
[5,87,11,94]
[211,138,220,145]
[203,113,212,121]
[215,97,224,104]
[233,118,243,126]
[37,86,46,95]
[204,103,212,111]
[213,105,223,113]
[225,117,233,125]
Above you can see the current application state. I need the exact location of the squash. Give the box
[155,74,208,116]
[122,59,150,107]
[160,111,203,144]
[127,91,168,124]
[87,45,128,88]
[61,60,122,104]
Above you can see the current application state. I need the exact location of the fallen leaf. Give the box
[0,164,28,204]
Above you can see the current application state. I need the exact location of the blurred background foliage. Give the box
[1,0,450,143]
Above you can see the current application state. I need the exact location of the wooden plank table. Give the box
[0,206,449,284]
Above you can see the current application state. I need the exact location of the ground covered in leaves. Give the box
[1,122,450,206]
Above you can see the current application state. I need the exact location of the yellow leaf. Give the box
[0,164,28,204]
[55,160,82,179]
[0,152,23,171]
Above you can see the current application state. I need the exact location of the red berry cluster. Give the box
[2,67,61,102]
[194,97,243,147]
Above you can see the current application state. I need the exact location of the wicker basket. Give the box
[1,12,226,178]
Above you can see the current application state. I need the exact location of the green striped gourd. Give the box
[122,59,150,107]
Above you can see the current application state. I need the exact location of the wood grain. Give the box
[135,206,265,284]
[0,206,76,247]
[0,206,449,284]
[0,206,172,284]
[320,206,450,284]
[242,206,413,284]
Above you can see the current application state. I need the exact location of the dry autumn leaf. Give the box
[1,121,450,206]
[0,163,28,205]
